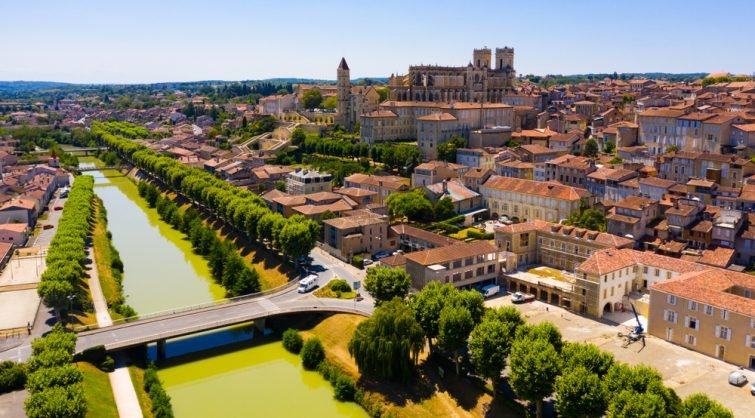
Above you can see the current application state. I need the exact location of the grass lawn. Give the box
[313,280,357,299]
[128,366,153,418]
[92,200,120,306]
[77,362,118,418]
[299,314,524,418]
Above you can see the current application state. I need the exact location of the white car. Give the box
[728,371,747,386]
[751,382,755,395]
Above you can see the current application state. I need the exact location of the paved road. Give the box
[30,189,66,247]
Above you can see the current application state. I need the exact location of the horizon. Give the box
[1,0,754,84]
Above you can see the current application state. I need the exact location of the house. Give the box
[544,155,595,188]
[456,148,499,169]
[424,180,482,214]
[639,177,677,201]
[344,174,410,204]
[601,121,638,148]
[496,159,534,180]
[334,187,378,207]
[0,198,38,226]
[0,223,28,245]
[461,167,494,192]
[411,160,468,188]
[648,268,755,369]
[607,196,660,241]
[389,224,458,252]
[404,240,499,290]
[322,212,394,261]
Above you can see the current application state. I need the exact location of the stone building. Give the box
[336,58,380,131]
[387,47,516,103]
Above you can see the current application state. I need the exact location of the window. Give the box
[655,268,660,277]
[666,272,671,280]
[721,310,729,320]
[686,316,698,330]
[686,334,696,346]
[643,266,648,274]
[666,294,676,305]
[704,304,714,316]
[688,301,698,311]
[717,326,731,340]
[664,310,677,323]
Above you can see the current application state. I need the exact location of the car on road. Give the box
[511,292,535,304]
[728,371,748,386]
[42,224,54,230]
[54,206,63,211]
[362,259,373,267]
[297,274,319,293]
[373,251,389,260]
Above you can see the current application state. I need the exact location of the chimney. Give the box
[442,179,448,194]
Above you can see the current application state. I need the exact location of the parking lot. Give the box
[486,295,754,416]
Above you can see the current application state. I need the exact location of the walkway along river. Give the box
[81,160,367,417]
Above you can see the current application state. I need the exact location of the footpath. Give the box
[87,247,143,418]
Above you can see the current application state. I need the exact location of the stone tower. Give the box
[337,57,352,129]
[495,47,514,70]
[473,48,491,68]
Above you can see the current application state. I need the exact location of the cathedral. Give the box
[387,47,516,103]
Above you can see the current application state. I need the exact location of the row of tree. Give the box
[24,326,86,418]
[288,129,422,176]
[95,197,136,318]
[137,181,261,296]
[143,364,174,418]
[354,269,734,418]
[91,122,320,264]
[37,175,95,315]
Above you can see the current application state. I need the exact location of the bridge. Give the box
[66,147,109,156]
[76,165,131,173]
[0,287,374,363]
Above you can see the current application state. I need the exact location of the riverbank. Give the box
[291,314,523,418]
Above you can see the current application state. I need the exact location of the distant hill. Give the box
[0,81,74,93]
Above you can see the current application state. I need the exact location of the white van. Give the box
[297,274,319,293]
[480,284,500,298]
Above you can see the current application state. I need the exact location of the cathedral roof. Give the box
[338,57,349,70]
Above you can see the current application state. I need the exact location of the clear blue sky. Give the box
[1,0,753,84]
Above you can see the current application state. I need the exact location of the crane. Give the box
[618,303,645,348]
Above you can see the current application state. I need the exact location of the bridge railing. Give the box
[74,277,300,332]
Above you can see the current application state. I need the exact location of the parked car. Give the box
[511,292,535,304]
[480,284,500,298]
[54,206,63,211]
[728,371,748,387]
[362,259,373,267]
[42,224,54,230]
[374,251,389,260]
[297,274,319,293]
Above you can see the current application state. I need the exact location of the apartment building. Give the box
[607,196,659,241]
[480,176,592,223]
[639,108,747,155]
[322,212,393,261]
[657,151,754,189]
[456,148,498,170]
[286,169,333,195]
[638,177,677,201]
[405,240,499,290]
[389,223,458,252]
[544,154,596,188]
[649,268,755,369]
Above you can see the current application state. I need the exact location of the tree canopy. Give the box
[363,266,411,305]
[386,189,433,222]
[302,88,323,109]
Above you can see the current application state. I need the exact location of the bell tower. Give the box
[337,57,352,129]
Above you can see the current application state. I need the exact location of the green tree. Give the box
[665,145,679,153]
[437,135,466,162]
[363,266,411,305]
[302,88,323,109]
[516,321,564,352]
[564,208,607,232]
[386,189,433,222]
[607,390,668,418]
[25,384,87,418]
[348,298,424,383]
[680,393,733,418]
[509,337,561,418]
[278,221,316,262]
[291,128,306,145]
[433,197,456,221]
[584,138,599,157]
[376,87,388,102]
[438,305,474,375]
[555,367,608,418]
[282,329,303,354]
[321,95,338,109]
[468,310,516,387]
[301,338,325,370]
[561,342,614,377]
[604,140,616,154]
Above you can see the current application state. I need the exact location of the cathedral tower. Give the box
[495,47,514,70]
[337,57,352,129]
[473,48,491,68]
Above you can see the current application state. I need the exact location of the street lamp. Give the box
[67,294,77,330]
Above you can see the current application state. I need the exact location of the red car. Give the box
[54,206,63,211]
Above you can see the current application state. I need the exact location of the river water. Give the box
[81,161,366,417]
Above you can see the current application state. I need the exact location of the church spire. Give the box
[338,57,349,70]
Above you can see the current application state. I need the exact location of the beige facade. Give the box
[479,176,591,223]
[404,240,500,290]
[344,173,410,205]
[649,268,755,369]
[323,213,394,261]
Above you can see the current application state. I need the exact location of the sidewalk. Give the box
[87,248,142,418]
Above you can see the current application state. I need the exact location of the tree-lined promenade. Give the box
[91,122,320,292]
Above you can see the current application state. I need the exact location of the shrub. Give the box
[143,364,173,418]
[333,374,356,401]
[0,361,26,393]
[99,356,114,372]
[330,279,352,293]
[352,255,363,269]
[301,338,325,370]
[282,329,303,354]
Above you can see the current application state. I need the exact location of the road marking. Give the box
[258,298,280,312]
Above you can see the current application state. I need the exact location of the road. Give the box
[30,189,66,247]
[0,246,373,363]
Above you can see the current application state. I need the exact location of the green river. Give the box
[81,160,366,417]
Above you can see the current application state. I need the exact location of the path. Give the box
[87,248,142,418]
